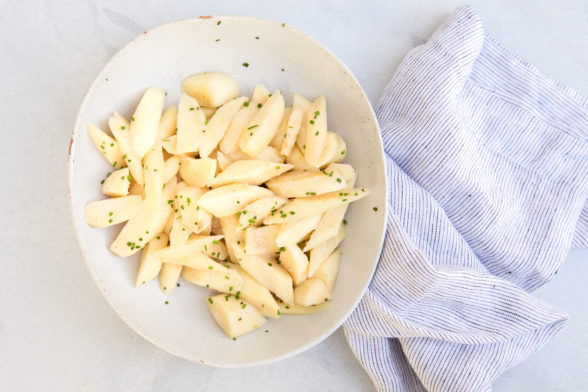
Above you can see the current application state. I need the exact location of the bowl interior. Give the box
[69,16,387,366]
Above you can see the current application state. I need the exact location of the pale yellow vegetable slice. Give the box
[135,233,168,287]
[101,168,130,197]
[308,225,345,277]
[314,131,346,168]
[215,150,232,171]
[286,145,319,172]
[154,235,226,260]
[264,188,369,224]
[182,72,240,108]
[170,211,190,249]
[244,225,280,259]
[157,106,178,142]
[270,107,292,150]
[230,264,280,319]
[176,93,205,154]
[275,214,322,247]
[225,148,251,162]
[240,255,294,305]
[151,177,177,238]
[325,163,357,186]
[251,84,271,102]
[282,93,311,156]
[208,160,293,187]
[265,170,347,198]
[237,196,287,230]
[159,262,182,294]
[206,294,266,339]
[129,87,165,159]
[198,96,248,158]
[314,248,341,294]
[182,267,243,294]
[176,186,211,234]
[255,146,284,163]
[303,205,347,251]
[163,156,181,183]
[84,195,142,228]
[303,95,327,167]
[220,215,245,263]
[294,278,331,306]
[109,112,144,185]
[278,301,331,315]
[179,157,216,187]
[142,145,164,208]
[201,106,216,119]
[239,91,285,157]
[279,245,309,285]
[87,123,125,169]
[161,135,179,155]
[197,184,274,218]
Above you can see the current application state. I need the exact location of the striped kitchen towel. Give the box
[344,5,588,392]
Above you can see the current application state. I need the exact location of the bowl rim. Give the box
[67,14,389,367]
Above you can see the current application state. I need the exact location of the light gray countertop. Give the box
[1,1,586,391]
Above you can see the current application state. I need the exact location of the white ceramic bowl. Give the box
[69,16,387,367]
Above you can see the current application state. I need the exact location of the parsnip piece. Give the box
[266,170,346,198]
[135,233,168,287]
[286,145,319,172]
[303,95,327,167]
[314,248,341,293]
[87,123,125,168]
[279,245,309,285]
[197,184,274,218]
[230,264,280,319]
[282,93,311,156]
[325,163,357,186]
[278,301,331,315]
[163,156,181,183]
[209,160,293,187]
[161,135,179,155]
[314,131,346,168]
[294,278,330,306]
[143,145,164,208]
[308,225,345,277]
[238,196,287,230]
[179,157,216,187]
[275,214,322,247]
[264,188,369,224]
[154,235,226,260]
[109,112,144,185]
[215,150,232,171]
[101,168,130,197]
[198,97,247,158]
[152,177,177,237]
[245,225,280,259]
[176,93,205,154]
[201,106,216,119]
[240,255,294,305]
[157,106,178,142]
[84,195,142,228]
[170,211,190,249]
[159,262,182,294]
[176,186,210,233]
[206,294,266,339]
[270,107,292,150]
[303,205,346,251]
[182,267,242,294]
[255,146,284,163]
[182,72,240,108]
[239,91,285,157]
[220,215,245,263]
[129,87,165,159]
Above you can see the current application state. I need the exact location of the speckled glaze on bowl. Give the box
[68,15,387,367]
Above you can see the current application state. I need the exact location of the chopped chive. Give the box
[242,62,249,67]
[247,124,259,130]
[217,20,221,25]
[257,103,262,108]
[373,206,378,211]
[121,126,126,130]
[336,178,342,183]
[309,120,315,125]
[215,38,220,42]
[208,298,213,304]
[343,219,347,225]
[255,36,259,39]
[190,107,195,111]
[243,101,249,107]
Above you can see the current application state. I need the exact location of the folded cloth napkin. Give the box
[343,5,588,392]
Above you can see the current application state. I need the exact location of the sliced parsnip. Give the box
[152,177,177,237]
[230,264,280,319]
[325,163,356,186]
[308,225,345,277]
[266,170,346,198]
[109,112,144,185]
[130,87,165,159]
[283,93,311,156]
[182,72,240,108]
[294,278,331,306]
[314,248,341,294]
[161,252,229,272]
[182,267,242,294]
[143,145,164,208]
[240,255,294,305]
[161,135,179,155]
[275,214,322,247]
[209,160,293,187]
[128,181,144,198]
[264,188,369,224]
[201,106,216,119]
[154,235,226,260]
[164,156,181,183]
[101,168,130,197]
[244,225,280,259]
[303,95,327,167]
[220,215,245,263]
[170,211,191,249]
[225,148,251,162]
[277,301,331,315]
[179,157,216,187]
[215,150,232,171]
[157,106,178,142]
[251,84,271,102]
[197,184,274,218]
[255,146,284,163]
[176,93,205,154]
[159,262,182,294]
[206,294,266,339]
[87,123,125,169]
[198,97,247,158]
[314,131,346,168]
[286,145,319,172]
[84,195,142,228]
[270,107,292,150]
[176,186,211,234]
[238,196,287,230]
[303,205,346,251]
[279,245,309,285]
[135,233,168,287]
[239,91,285,157]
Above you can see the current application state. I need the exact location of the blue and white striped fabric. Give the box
[343,6,588,392]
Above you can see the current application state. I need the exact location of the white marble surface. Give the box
[1,0,586,391]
